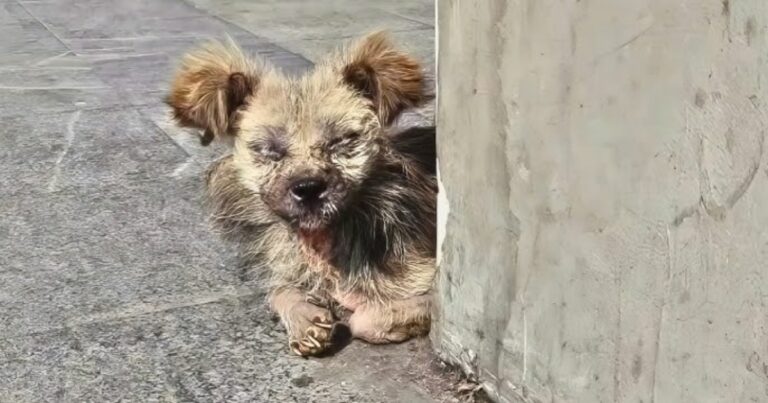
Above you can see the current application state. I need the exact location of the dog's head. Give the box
[166,32,430,234]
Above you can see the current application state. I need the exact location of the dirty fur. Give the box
[166,31,436,356]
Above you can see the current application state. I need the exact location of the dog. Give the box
[165,31,436,356]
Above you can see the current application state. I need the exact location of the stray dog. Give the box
[165,32,436,356]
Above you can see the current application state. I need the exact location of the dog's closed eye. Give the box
[327,131,361,150]
[250,139,286,161]
[249,126,288,161]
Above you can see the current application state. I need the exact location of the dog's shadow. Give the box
[314,323,353,358]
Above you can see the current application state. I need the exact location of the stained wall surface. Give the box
[433,0,768,401]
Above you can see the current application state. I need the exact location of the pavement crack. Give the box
[69,287,258,327]
[6,288,260,340]
[171,157,196,178]
[47,109,82,192]
[33,50,73,67]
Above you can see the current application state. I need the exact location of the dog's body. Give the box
[166,32,436,356]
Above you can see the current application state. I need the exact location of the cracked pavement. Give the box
[0,1,463,402]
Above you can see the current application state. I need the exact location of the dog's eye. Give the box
[327,131,361,149]
[250,141,285,161]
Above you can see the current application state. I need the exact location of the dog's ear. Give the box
[341,31,430,125]
[166,39,261,145]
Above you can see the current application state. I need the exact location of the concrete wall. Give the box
[432,0,768,402]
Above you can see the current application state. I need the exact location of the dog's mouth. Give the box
[289,195,345,232]
[266,195,340,231]
[298,226,331,242]
[291,204,341,259]
[297,225,334,258]
[294,214,333,231]
[264,183,348,234]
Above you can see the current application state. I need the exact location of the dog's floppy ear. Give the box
[166,39,261,145]
[341,31,430,125]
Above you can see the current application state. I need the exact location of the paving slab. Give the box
[1,108,186,196]
[0,295,463,403]
[187,0,432,43]
[19,0,227,40]
[280,28,435,66]
[0,1,69,67]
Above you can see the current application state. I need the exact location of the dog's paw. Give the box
[349,307,410,344]
[348,296,431,344]
[285,301,335,356]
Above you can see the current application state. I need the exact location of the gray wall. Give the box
[432,0,768,402]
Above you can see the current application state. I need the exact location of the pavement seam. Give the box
[4,287,261,340]
[14,0,74,53]
[375,8,434,29]
[145,111,194,158]
[177,0,314,68]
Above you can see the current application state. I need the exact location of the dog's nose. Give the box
[290,179,327,203]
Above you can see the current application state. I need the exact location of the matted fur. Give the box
[166,38,269,144]
[167,31,436,355]
[337,32,431,124]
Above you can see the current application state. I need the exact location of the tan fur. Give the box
[168,31,435,356]
[166,38,269,143]
[335,31,431,124]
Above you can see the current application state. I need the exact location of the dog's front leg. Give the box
[269,287,336,356]
[348,294,432,344]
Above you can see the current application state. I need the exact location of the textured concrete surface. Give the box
[434,1,768,402]
[0,1,465,402]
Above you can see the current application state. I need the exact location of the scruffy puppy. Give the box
[165,32,436,356]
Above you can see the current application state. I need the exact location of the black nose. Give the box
[290,179,327,203]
